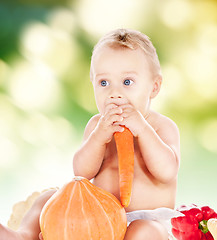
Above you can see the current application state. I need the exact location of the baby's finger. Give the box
[104,106,123,118]
[113,119,126,126]
[120,111,131,118]
[104,103,118,114]
[113,125,125,133]
[106,114,124,125]
[119,103,134,111]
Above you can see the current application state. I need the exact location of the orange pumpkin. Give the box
[40,176,127,240]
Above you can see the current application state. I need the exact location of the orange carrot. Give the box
[114,127,134,208]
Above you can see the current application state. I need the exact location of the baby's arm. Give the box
[73,103,124,179]
[137,116,180,183]
[115,104,180,183]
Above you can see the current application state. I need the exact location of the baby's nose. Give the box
[110,95,122,99]
[108,92,128,106]
[109,91,123,99]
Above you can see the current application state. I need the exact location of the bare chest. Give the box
[93,137,155,199]
[100,137,146,171]
[93,137,176,210]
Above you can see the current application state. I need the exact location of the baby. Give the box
[0,29,180,240]
[73,28,180,240]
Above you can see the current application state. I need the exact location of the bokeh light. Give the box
[8,61,62,110]
[47,8,76,33]
[197,24,217,58]
[160,0,193,29]
[0,136,19,168]
[77,0,150,36]
[198,119,217,153]
[20,21,75,75]
[182,49,217,101]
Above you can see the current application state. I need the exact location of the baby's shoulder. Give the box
[150,111,180,160]
[83,114,101,140]
[87,114,101,126]
[149,110,179,133]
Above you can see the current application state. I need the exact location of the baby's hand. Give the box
[94,103,125,144]
[114,103,148,137]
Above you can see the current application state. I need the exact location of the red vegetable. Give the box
[171,204,217,240]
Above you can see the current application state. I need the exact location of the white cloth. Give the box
[126,207,184,239]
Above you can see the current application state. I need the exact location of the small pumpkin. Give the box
[40,176,127,240]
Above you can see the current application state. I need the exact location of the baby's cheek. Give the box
[95,98,104,113]
[99,106,105,115]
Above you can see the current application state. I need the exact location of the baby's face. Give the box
[91,46,156,116]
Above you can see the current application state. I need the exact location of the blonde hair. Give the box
[90,28,162,80]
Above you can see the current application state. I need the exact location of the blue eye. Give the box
[100,80,109,87]
[123,79,133,86]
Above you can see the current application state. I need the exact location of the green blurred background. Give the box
[0,0,217,225]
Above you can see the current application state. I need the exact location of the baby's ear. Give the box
[150,75,162,99]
